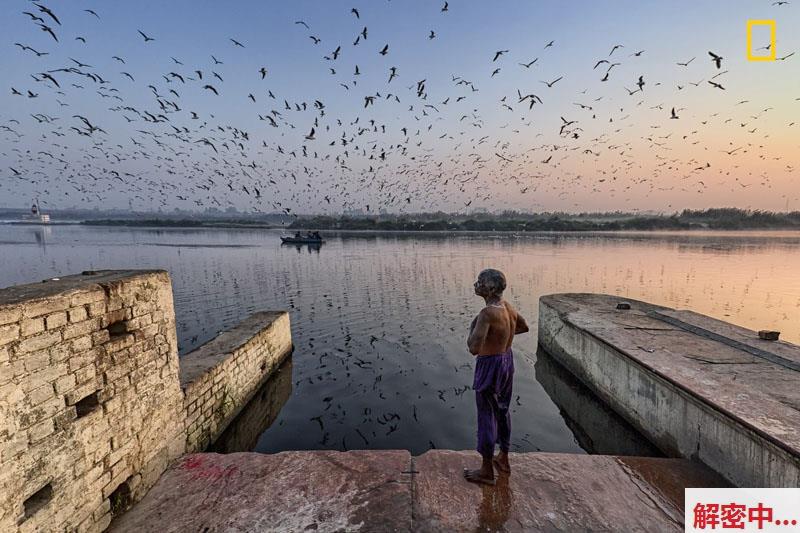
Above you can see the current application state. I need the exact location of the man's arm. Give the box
[514,311,530,334]
[467,310,490,355]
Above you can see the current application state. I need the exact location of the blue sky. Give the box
[1,0,799,214]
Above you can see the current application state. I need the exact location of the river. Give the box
[2,224,799,455]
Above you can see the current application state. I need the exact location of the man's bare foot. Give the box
[463,468,496,485]
[493,452,510,473]
[464,456,496,485]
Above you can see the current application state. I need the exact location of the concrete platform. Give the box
[109,450,727,532]
[538,293,800,487]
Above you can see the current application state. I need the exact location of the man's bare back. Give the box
[468,300,528,356]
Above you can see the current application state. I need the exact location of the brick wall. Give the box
[0,270,293,532]
[181,312,292,453]
[0,271,186,532]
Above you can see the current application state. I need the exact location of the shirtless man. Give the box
[463,268,529,485]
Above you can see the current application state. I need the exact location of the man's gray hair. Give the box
[479,268,507,295]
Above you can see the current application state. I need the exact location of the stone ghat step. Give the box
[537,293,800,488]
[108,450,727,532]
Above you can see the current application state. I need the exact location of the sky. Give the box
[1,0,799,215]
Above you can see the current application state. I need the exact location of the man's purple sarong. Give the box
[472,348,514,459]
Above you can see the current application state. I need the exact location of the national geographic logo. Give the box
[747,20,776,61]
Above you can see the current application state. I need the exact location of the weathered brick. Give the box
[91,330,110,346]
[68,346,103,373]
[0,323,20,346]
[45,311,68,330]
[70,289,105,307]
[23,348,51,372]
[20,317,45,336]
[92,499,111,522]
[86,301,107,318]
[50,342,72,363]
[71,335,93,353]
[68,306,89,324]
[27,418,54,443]
[27,383,55,407]
[0,306,22,326]
[104,334,134,354]
[17,329,61,353]
[24,296,68,318]
[63,318,100,341]
[21,364,67,397]
[65,382,98,406]
[74,365,97,386]
[55,374,77,395]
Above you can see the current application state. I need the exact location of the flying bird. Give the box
[708,51,723,69]
[541,76,563,88]
[138,30,155,42]
[493,50,509,62]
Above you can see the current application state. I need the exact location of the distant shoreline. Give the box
[73,209,800,232]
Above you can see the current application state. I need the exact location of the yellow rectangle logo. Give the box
[747,20,776,61]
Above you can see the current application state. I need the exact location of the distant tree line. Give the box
[289,208,800,231]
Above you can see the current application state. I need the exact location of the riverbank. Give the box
[76,208,800,232]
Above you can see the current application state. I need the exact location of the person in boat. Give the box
[294,232,303,239]
[463,269,529,486]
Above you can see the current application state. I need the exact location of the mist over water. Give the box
[2,224,799,455]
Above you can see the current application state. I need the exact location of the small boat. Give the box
[280,236,325,244]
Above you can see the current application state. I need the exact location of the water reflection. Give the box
[208,357,293,453]
[1,225,798,454]
[281,242,323,254]
[534,348,661,457]
[475,474,513,533]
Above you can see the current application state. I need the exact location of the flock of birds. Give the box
[1,0,799,215]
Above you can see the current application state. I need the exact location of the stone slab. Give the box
[108,451,413,532]
[0,269,165,307]
[110,450,725,532]
[413,450,726,532]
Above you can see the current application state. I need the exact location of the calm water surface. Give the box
[2,225,799,455]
